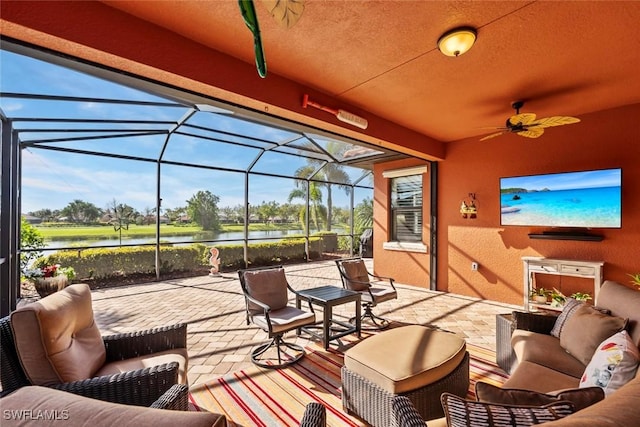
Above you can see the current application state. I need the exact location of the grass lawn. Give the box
[36,223,304,240]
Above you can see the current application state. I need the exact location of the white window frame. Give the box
[383,166,428,254]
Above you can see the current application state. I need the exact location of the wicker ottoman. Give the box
[341,325,469,427]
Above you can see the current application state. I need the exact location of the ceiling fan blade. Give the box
[261,0,304,29]
[480,131,507,141]
[529,116,581,128]
[508,113,537,126]
[517,128,545,138]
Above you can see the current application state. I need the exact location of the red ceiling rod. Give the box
[302,94,368,129]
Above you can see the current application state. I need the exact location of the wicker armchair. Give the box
[335,257,397,330]
[0,284,189,408]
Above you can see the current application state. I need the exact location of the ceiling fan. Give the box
[239,0,305,78]
[479,101,580,141]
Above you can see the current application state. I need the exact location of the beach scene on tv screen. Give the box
[500,169,622,228]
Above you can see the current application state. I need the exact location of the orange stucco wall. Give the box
[373,103,639,305]
[438,103,640,305]
[372,159,432,287]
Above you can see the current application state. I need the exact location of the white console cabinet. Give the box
[522,256,604,312]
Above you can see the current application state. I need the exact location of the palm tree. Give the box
[293,140,352,231]
[288,167,326,232]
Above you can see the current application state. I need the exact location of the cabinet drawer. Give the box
[560,265,595,276]
[529,263,559,273]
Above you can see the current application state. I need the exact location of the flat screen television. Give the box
[500,168,622,228]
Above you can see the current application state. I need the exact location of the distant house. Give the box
[22,214,42,225]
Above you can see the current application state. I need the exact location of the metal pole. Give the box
[305,180,310,262]
[349,185,355,256]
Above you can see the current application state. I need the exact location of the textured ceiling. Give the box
[98,1,640,142]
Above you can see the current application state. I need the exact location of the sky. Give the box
[0,50,373,214]
[500,169,622,192]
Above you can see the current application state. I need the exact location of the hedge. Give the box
[35,234,334,280]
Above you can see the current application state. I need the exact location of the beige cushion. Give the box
[95,348,189,384]
[503,361,580,393]
[2,386,227,427]
[243,268,289,312]
[596,280,640,346]
[344,325,466,393]
[252,306,315,334]
[511,330,586,379]
[560,304,627,365]
[475,381,604,412]
[541,375,640,427]
[10,284,106,386]
[341,260,370,291]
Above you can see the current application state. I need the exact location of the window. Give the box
[390,174,422,242]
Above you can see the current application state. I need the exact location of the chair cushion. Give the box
[344,325,466,393]
[10,284,106,386]
[475,381,604,411]
[511,330,586,379]
[243,268,289,312]
[341,260,370,291]
[252,306,315,334]
[95,348,189,384]
[560,304,627,366]
[2,386,227,427]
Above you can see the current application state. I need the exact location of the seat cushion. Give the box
[10,284,106,386]
[511,330,586,379]
[243,268,289,312]
[502,361,580,393]
[344,325,466,393]
[95,348,189,384]
[253,306,315,334]
[2,386,227,427]
[341,260,370,291]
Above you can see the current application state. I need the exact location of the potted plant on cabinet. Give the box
[530,287,549,303]
[629,273,640,289]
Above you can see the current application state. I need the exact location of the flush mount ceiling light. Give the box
[438,27,477,57]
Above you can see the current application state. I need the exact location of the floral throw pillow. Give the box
[579,330,640,396]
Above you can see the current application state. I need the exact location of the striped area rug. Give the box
[189,336,508,426]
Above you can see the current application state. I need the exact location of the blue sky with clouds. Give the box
[1,50,372,214]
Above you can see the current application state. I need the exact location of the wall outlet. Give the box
[471,262,479,271]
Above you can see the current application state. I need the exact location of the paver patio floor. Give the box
[89,259,520,386]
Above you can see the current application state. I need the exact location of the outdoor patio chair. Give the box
[335,257,397,330]
[1,283,189,408]
[238,265,316,369]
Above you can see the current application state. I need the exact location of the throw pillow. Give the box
[475,381,604,411]
[441,393,574,427]
[550,298,582,338]
[559,304,627,365]
[580,330,640,396]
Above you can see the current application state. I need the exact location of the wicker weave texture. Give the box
[342,351,469,427]
[495,313,517,374]
[149,383,189,410]
[0,316,30,395]
[299,402,327,427]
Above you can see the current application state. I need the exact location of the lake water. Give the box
[43,228,344,250]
